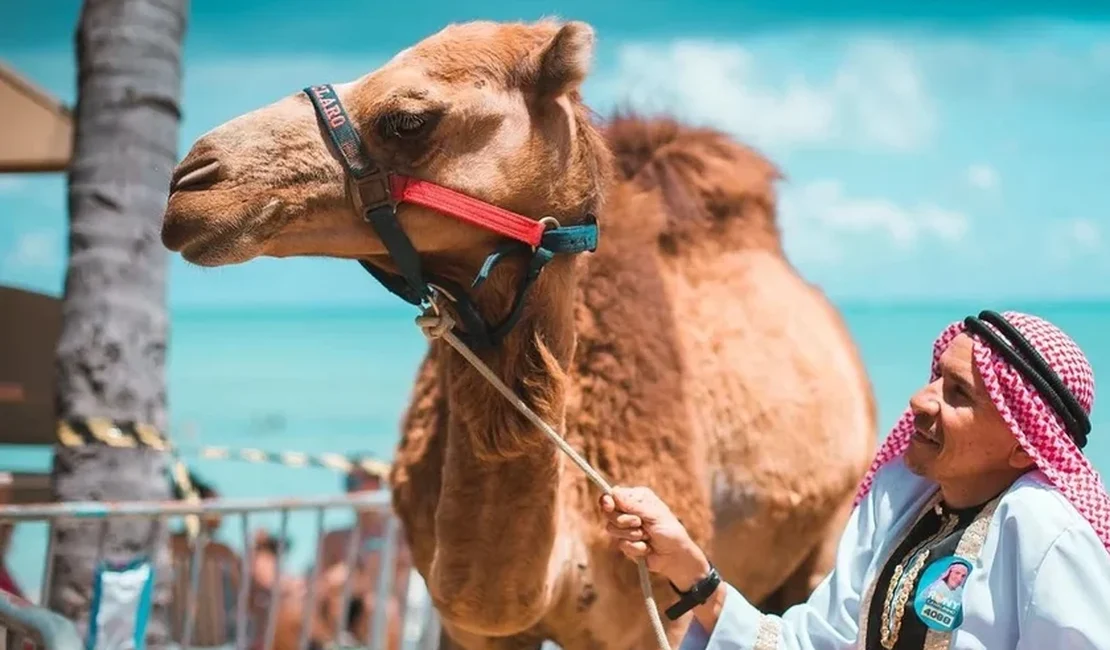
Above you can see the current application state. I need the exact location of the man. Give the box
[317,463,401,570]
[0,473,24,600]
[600,311,1110,649]
[168,472,242,647]
[315,462,411,647]
[266,460,410,650]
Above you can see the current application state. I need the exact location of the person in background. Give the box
[168,471,241,647]
[250,528,306,650]
[601,311,1110,649]
[318,462,407,571]
[322,462,411,648]
[0,473,25,600]
[262,459,411,650]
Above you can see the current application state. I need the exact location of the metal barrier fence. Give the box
[0,491,440,650]
[0,591,81,650]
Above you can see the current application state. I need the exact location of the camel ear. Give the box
[532,21,595,98]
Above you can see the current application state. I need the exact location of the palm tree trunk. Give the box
[49,0,188,646]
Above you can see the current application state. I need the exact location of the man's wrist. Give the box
[667,544,713,592]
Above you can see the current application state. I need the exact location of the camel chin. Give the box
[161,188,270,261]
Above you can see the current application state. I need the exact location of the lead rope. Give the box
[415,306,673,650]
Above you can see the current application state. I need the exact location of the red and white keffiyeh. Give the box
[854,311,1110,552]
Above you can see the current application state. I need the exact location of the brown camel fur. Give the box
[160,19,877,649]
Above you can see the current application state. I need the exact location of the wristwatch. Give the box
[664,561,722,621]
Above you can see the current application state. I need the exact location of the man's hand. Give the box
[599,486,712,591]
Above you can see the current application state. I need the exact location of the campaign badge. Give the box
[913,555,972,632]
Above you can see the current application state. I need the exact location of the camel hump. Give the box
[604,113,783,251]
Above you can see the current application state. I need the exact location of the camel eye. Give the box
[379,111,433,140]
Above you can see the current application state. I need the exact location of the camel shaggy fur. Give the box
[160,18,876,649]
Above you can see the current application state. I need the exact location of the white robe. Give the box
[679,457,1110,649]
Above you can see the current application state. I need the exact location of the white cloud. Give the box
[1047,218,1103,262]
[0,176,28,195]
[966,164,999,191]
[911,31,1110,99]
[778,180,969,262]
[5,231,60,270]
[605,39,935,152]
[1070,218,1102,248]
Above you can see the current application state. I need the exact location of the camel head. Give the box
[161,19,610,294]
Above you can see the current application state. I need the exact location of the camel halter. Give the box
[303,83,599,350]
[305,83,674,649]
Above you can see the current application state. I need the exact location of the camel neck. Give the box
[425,259,578,630]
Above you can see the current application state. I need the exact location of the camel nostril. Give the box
[170,159,221,193]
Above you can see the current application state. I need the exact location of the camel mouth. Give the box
[163,193,284,266]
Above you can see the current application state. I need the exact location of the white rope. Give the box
[416,308,672,650]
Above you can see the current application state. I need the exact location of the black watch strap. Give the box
[664,561,722,621]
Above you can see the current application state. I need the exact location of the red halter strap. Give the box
[390,176,546,248]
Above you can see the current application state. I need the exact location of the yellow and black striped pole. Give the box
[182,445,390,478]
[54,417,393,539]
[56,416,170,451]
[56,417,204,539]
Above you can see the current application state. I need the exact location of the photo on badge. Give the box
[913,555,972,632]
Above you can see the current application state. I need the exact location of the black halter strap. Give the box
[963,310,1090,449]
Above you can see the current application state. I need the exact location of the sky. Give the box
[2,1,1109,308]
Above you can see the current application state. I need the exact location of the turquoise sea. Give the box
[5,301,1110,599]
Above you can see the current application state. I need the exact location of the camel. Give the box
[160,18,877,649]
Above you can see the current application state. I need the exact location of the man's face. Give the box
[903,333,1032,484]
[945,563,969,588]
[202,512,223,533]
[347,471,383,494]
[349,471,387,531]
[197,487,222,532]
